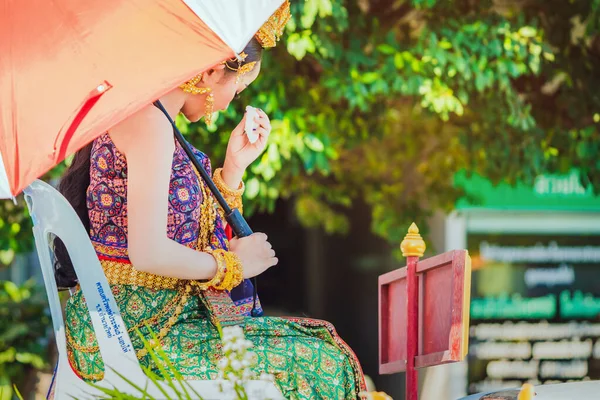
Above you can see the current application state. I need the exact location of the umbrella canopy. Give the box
[0,0,285,198]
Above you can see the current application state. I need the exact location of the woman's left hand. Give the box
[223,108,271,173]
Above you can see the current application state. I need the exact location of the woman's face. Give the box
[181,61,262,122]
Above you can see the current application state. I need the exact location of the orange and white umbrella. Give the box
[0,0,286,198]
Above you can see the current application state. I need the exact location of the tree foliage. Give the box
[0,280,50,399]
[186,0,600,243]
[1,0,599,260]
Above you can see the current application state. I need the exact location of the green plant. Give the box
[0,280,50,400]
[0,200,33,267]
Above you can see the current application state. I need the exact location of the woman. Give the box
[62,3,366,399]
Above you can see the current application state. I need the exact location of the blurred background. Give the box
[1,0,599,399]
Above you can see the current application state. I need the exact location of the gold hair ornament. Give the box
[255,0,291,48]
[223,52,258,84]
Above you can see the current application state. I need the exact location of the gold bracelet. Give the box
[214,252,234,290]
[223,250,243,290]
[194,249,227,290]
[213,168,245,196]
[225,251,243,290]
[213,168,244,213]
[209,249,244,291]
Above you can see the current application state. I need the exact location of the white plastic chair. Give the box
[24,180,283,400]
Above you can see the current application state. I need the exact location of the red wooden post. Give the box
[401,223,426,400]
[406,255,419,400]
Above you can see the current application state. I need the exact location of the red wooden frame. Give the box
[378,250,471,375]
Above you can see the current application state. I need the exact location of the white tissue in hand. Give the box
[245,106,259,144]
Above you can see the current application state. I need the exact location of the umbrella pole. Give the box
[153,100,260,317]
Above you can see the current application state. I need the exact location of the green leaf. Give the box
[361,72,379,84]
[286,32,316,60]
[377,44,396,55]
[245,178,260,199]
[317,0,333,17]
[394,53,405,69]
[301,0,319,28]
[9,223,19,234]
[304,135,325,152]
[13,385,23,400]
[64,153,75,167]
[262,165,276,181]
[439,39,452,49]
[267,143,280,163]
[0,379,12,400]
[0,250,15,266]
[267,187,279,199]
[14,352,45,369]
[3,281,20,302]
[518,26,537,38]
[0,348,16,364]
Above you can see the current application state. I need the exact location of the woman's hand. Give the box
[223,108,271,174]
[229,233,278,279]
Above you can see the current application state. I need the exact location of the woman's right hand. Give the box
[229,233,278,279]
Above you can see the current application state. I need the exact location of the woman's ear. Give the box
[202,63,226,83]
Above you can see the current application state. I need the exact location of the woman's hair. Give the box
[53,38,263,288]
[53,142,92,288]
[223,37,263,78]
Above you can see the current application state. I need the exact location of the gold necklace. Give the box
[194,166,216,251]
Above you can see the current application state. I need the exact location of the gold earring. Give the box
[180,73,214,126]
[204,93,214,126]
[180,73,211,95]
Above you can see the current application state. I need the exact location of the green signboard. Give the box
[467,234,600,394]
[455,170,600,212]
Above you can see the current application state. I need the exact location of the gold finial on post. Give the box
[401,223,426,257]
[517,383,536,400]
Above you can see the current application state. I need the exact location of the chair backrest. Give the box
[23,180,146,396]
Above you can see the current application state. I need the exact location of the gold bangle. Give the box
[195,249,227,290]
[213,168,245,197]
[227,251,243,289]
[213,168,244,214]
[214,253,234,290]
[225,250,243,289]
[210,249,244,291]
[212,251,235,291]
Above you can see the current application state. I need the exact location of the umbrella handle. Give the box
[153,100,260,317]
[226,208,253,237]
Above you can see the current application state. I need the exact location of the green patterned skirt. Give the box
[65,284,365,399]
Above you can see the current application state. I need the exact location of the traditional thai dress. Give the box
[65,133,366,399]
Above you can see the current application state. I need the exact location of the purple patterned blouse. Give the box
[86,133,261,316]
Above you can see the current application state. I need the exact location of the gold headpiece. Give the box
[223,51,258,83]
[255,0,291,48]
